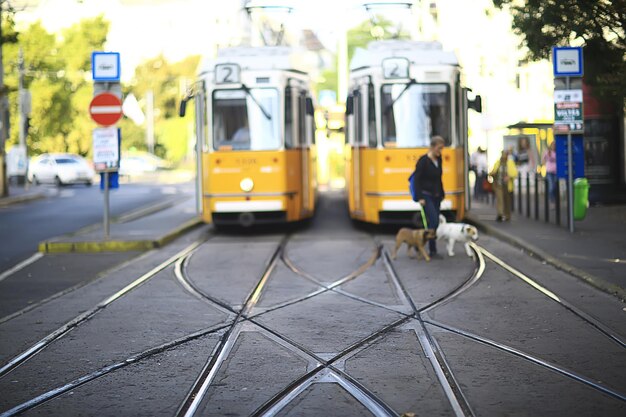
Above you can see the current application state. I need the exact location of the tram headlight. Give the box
[240,178,254,192]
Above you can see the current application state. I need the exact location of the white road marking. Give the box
[0,253,44,283]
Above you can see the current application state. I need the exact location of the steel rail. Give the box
[0,248,158,325]
[380,242,486,417]
[250,316,410,417]
[478,246,625,349]
[425,320,626,402]
[0,239,206,379]
[175,236,287,417]
[0,323,230,417]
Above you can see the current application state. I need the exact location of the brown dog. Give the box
[391,228,437,261]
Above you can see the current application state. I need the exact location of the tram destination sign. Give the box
[554,89,583,133]
[382,58,410,79]
[215,64,241,84]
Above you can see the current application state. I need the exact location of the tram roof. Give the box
[350,40,458,71]
[199,46,311,76]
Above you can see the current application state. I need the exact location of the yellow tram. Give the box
[345,41,481,225]
[181,47,317,226]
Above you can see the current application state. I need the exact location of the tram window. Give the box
[212,88,280,151]
[455,81,461,146]
[298,93,307,147]
[367,85,377,148]
[285,89,294,148]
[381,83,451,148]
[353,91,362,145]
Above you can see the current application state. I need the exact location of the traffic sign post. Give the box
[91,52,122,239]
[553,46,583,233]
[93,127,120,238]
[89,93,123,127]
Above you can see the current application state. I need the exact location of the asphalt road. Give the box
[0,180,193,272]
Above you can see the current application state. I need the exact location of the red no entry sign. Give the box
[89,93,123,126]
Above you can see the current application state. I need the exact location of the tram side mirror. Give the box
[346,95,354,115]
[179,98,188,118]
[305,97,315,116]
[468,95,482,113]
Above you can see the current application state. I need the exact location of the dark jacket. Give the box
[413,154,444,200]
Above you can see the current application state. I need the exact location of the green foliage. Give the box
[129,54,199,163]
[2,13,198,164]
[493,0,626,100]
[3,16,109,156]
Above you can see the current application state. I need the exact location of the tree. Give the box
[129,54,200,162]
[317,16,410,98]
[4,16,109,156]
[493,0,626,100]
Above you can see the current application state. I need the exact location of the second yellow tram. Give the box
[345,41,481,225]
[182,47,317,227]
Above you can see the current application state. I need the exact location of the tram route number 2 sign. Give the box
[554,89,583,133]
[93,127,120,172]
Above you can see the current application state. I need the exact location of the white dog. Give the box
[436,215,479,257]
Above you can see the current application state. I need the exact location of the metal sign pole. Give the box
[104,171,110,238]
[565,76,575,233]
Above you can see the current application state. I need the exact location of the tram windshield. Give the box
[213,88,280,151]
[381,83,451,147]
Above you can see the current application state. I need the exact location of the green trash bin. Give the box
[573,178,590,220]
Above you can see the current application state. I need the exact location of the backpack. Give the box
[408,171,418,202]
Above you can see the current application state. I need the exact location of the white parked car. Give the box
[119,153,171,176]
[28,154,95,186]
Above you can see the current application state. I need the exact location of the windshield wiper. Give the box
[242,84,272,120]
[383,79,416,115]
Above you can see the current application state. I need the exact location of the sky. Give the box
[12,0,375,80]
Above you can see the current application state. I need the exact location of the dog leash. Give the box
[420,207,429,229]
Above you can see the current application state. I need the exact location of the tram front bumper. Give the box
[209,199,288,226]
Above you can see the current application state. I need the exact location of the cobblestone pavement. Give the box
[0,193,624,416]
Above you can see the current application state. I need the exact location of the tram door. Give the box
[193,83,207,215]
[351,88,365,216]
[298,92,310,216]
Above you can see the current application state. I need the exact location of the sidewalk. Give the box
[466,200,626,299]
[39,197,202,253]
[0,185,49,207]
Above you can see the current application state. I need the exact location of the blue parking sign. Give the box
[100,172,119,190]
[555,134,584,179]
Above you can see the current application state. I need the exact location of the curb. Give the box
[38,217,202,253]
[0,191,46,207]
[464,212,626,301]
[61,196,191,239]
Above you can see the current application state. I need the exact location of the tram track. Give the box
[3,230,625,416]
[0,238,208,379]
[175,236,289,417]
[378,240,485,417]
[424,319,626,402]
[477,246,626,348]
[0,322,231,417]
[0,235,388,416]
[0,249,159,326]
[173,234,407,416]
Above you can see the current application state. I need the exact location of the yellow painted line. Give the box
[38,218,202,253]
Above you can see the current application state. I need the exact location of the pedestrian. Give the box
[513,136,536,178]
[490,150,517,222]
[542,141,557,202]
[413,136,446,258]
[470,147,488,201]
